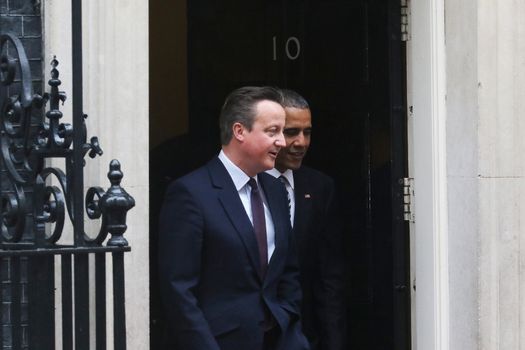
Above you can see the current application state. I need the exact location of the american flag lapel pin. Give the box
[304,194,311,199]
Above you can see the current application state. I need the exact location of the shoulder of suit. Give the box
[165,165,205,191]
[258,171,282,186]
[295,165,334,184]
[165,158,216,191]
[259,172,288,199]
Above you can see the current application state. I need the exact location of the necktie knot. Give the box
[278,175,288,185]
[248,177,258,191]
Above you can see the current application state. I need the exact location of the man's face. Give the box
[240,100,286,176]
[275,107,312,172]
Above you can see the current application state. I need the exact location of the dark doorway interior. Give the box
[149,0,410,348]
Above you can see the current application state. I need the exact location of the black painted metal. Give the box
[61,254,73,350]
[387,0,411,348]
[0,4,135,347]
[74,254,89,350]
[113,252,127,350]
[96,253,107,350]
[71,0,85,247]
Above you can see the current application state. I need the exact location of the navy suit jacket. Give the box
[293,166,347,350]
[158,157,309,350]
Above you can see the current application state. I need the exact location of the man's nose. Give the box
[275,132,286,147]
[294,132,306,146]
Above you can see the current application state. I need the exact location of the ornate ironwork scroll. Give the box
[0,30,134,350]
[0,33,135,249]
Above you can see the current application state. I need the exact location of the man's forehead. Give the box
[255,99,284,112]
[284,114,312,127]
[284,107,311,116]
[284,106,310,113]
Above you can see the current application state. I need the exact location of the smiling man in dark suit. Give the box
[267,89,347,350]
[158,86,310,350]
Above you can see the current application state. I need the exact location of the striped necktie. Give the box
[279,176,292,220]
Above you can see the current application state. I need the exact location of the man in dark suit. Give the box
[158,86,310,350]
[266,90,347,350]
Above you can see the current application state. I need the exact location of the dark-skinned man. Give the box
[267,89,346,350]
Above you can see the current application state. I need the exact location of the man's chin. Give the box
[262,159,276,172]
[276,160,302,172]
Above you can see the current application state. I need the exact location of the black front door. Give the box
[150,0,410,348]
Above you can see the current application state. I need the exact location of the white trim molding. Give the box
[408,0,449,349]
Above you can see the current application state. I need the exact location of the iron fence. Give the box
[0,1,134,348]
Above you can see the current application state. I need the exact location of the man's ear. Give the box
[232,122,245,142]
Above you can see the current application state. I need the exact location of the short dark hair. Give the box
[219,86,283,145]
[280,89,309,109]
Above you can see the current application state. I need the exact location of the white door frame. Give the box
[407,0,449,349]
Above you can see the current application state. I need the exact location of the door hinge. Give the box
[401,0,411,42]
[403,177,415,222]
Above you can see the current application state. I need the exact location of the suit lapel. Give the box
[206,158,262,280]
[259,174,287,282]
[293,169,312,242]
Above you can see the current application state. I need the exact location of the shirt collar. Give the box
[266,168,294,190]
[218,150,256,190]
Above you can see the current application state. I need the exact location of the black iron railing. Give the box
[0,1,134,348]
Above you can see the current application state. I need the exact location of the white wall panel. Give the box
[44,1,149,348]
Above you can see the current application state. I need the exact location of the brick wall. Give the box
[0,1,42,349]
[0,0,42,95]
[0,0,43,242]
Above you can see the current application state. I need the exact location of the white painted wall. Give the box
[444,0,525,349]
[477,1,525,349]
[444,0,479,349]
[411,0,525,349]
[44,1,149,348]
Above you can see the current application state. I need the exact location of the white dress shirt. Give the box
[218,151,275,261]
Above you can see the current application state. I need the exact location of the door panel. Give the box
[149,0,410,348]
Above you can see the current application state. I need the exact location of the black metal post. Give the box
[113,251,127,350]
[74,253,90,350]
[71,0,85,246]
[71,2,91,349]
[96,253,107,350]
[61,254,73,350]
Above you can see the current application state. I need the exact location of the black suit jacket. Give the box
[158,157,310,350]
[293,166,347,350]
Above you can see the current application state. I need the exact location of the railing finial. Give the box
[101,160,135,247]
